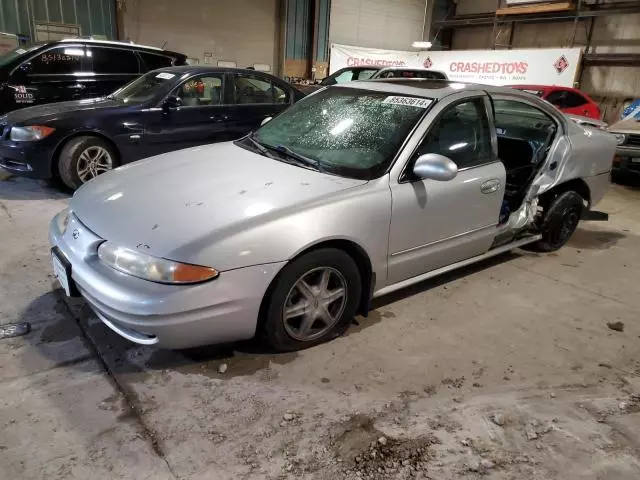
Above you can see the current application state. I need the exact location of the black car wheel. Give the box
[529,191,584,252]
[58,136,118,190]
[263,248,361,352]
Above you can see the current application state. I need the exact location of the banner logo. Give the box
[554,55,569,74]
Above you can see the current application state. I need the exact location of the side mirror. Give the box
[163,95,182,110]
[412,153,458,181]
[260,116,272,126]
[320,77,335,86]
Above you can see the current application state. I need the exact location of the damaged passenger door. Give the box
[387,93,506,284]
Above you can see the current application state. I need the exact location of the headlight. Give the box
[613,133,627,145]
[97,242,218,284]
[10,125,56,142]
[54,208,70,235]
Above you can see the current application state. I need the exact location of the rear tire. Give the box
[262,248,361,352]
[528,191,584,252]
[58,136,117,190]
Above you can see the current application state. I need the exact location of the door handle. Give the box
[70,84,86,90]
[481,179,501,194]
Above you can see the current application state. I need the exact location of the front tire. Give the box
[530,191,584,252]
[58,136,117,190]
[263,248,361,352]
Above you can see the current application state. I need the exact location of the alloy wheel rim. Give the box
[77,146,113,182]
[282,267,348,342]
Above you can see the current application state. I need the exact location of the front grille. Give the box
[627,134,640,147]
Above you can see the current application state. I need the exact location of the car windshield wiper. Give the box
[244,133,278,159]
[271,144,325,172]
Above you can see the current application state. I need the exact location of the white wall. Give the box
[329,0,429,50]
[121,0,279,71]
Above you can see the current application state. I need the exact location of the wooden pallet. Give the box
[496,1,575,16]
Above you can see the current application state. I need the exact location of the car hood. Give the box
[1,97,121,124]
[71,142,367,269]
[608,117,640,135]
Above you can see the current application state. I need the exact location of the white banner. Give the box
[330,44,582,87]
[329,43,421,73]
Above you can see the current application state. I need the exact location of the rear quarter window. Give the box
[139,52,176,71]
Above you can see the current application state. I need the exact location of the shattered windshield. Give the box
[251,88,432,180]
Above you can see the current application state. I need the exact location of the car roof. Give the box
[337,78,537,100]
[510,84,580,92]
[57,38,184,57]
[377,67,438,71]
[150,65,283,77]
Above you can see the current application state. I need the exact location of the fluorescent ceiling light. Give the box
[411,41,432,49]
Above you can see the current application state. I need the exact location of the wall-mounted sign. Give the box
[330,43,582,87]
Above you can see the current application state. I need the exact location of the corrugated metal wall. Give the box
[286,0,311,60]
[283,0,331,79]
[329,0,429,50]
[315,0,330,62]
[0,0,116,40]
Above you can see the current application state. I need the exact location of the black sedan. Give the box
[0,66,304,189]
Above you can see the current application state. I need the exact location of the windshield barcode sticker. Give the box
[382,96,433,108]
[156,72,176,79]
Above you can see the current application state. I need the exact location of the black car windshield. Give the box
[0,44,42,69]
[253,88,432,180]
[111,70,178,104]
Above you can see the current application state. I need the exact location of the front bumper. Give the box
[49,210,286,349]
[0,139,56,179]
[612,145,640,177]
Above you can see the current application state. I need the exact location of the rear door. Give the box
[142,72,231,154]
[225,72,292,139]
[84,46,141,97]
[387,92,505,284]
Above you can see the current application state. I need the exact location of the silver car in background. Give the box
[49,79,617,351]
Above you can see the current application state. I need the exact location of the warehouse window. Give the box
[88,47,140,74]
[174,75,224,106]
[233,74,288,104]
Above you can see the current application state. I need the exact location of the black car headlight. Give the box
[613,133,627,146]
[10,125,56,142]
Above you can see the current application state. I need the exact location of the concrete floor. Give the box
[1,174,640,480]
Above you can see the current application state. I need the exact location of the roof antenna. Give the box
[161,41,168,49]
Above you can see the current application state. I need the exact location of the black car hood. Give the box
[1,97,123,125]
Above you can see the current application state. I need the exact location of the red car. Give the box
[508,85,601,120]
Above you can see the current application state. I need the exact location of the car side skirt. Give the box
[372,234,542,299]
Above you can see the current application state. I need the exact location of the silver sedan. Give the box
[49,80,617,351]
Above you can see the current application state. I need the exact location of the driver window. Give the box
[545,90,568,108]
[414,98,492,169]
[173,75,223,106]
[333,70,355,83]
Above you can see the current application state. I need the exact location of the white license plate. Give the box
[51,251,71,297]
[631,158,640,163]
